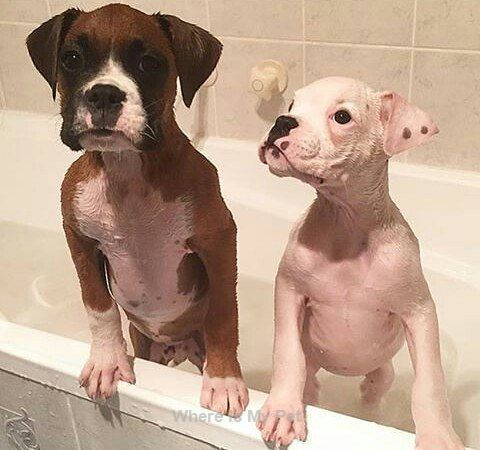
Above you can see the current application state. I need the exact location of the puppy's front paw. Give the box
[415,428,464,450]
[200,372,249,418]
[79,344,135,400]
[257,395,306,446]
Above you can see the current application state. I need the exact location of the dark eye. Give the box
[334,110,351,124]
[139,55,162,73]
[288,101,294,112]
[61,50,83,72]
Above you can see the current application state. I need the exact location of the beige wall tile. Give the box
[0,0,49,23]
[407,50,480,171]
[49,0,85,15]
[215,38,303,140]
[306,43,411,96]
[0,23,57,114]
[161,0,208,28]
[305,0,414,46]
[175,84,217,140]
[416,0,480,50]
[50,0,208,28]
[210,0,302,40]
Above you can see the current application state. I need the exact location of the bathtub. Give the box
[0,108,478,450]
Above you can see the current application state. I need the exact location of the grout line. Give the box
[0,74,7,110]
[407,0,418,101]
[0,20,40,27]
[217,35,480,55]
[406,0,419,165]
[302,0,306,85]
[205,0,219,137]
[46,0,52,18]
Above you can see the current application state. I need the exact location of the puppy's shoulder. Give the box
[61,152,103,225]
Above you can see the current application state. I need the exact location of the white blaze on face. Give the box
[77,58,146,146]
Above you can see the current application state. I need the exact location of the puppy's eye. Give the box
[61,50,83,72]
[334,110,351,124]
[288,101,294,112]
[139,55,162,73]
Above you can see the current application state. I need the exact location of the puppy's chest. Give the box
[73,172,193,255]
[287,241,397,308]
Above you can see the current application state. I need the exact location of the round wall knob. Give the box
[249,60,288,102]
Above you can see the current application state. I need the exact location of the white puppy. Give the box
[257,77,463,450]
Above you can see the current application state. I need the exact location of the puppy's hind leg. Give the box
[303,362,321,406]
[360,360,395,407]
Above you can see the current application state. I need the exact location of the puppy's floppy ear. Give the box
[380,91,439,156]
[26,8,81,100]
[156,14,222,107]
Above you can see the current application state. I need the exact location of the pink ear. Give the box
[380,92,439,156]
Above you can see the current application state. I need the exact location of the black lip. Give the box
[88,128,115,137]
[263,143,284,159]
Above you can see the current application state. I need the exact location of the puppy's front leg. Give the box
[402,283,463,450]
[64,224,135,400]
[257,272,307,446]
[189,224,248,418]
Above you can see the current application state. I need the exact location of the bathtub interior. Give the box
[1,110,480,448]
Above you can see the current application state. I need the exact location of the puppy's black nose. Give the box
[267,115,299,145]
[86,84,126,111]
[85,84,126,127]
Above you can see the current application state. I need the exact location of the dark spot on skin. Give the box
[421,126,428,134]
[139,281,144,285]
[402,127,412,139]
[176,253,209,301]
[366,104,370,111]
[280,141,289,150]
[174,239,180,245]
[156,295,161,300]
[129,300,140,308]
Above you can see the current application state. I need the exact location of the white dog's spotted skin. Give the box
[257,77,463,450]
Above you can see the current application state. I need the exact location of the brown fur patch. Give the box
[129,322,152,360]
[177,253,208,301]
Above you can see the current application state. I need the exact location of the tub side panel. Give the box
[0,369,80,450]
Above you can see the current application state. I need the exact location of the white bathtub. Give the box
[0,109,478,449]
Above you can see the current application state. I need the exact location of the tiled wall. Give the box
[0,0,479,171]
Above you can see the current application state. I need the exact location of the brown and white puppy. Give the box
[26,3,248,417]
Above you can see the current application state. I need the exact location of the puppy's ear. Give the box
[380,91,439,156]
[156,14,222,107]
[26,8,81,100]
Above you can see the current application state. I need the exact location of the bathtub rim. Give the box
[0,320,425,450]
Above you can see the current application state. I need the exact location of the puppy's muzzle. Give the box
[85,84,126,129]
[266,115,299,146]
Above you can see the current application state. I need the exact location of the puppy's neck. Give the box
[316,159,395,231]
[84,125,190,200]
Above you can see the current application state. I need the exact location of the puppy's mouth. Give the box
[88,128,116,137]
[259,142,284,164]
[78,128,137,152]
[259,141,325,186]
